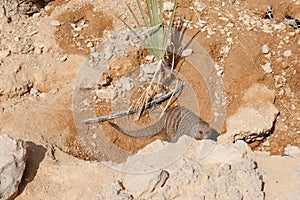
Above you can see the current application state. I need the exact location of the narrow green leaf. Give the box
[126,2,141,27]
[136,0,149,27]
[146,0,154,26]
[159,0,163,22]
[151,0,159,25]
[168,0,178,30]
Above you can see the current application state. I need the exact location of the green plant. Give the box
[117,0,178,119]
[119,0,178,61]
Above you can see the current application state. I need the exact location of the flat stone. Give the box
[50,19,61,27]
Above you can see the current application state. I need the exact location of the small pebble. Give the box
[50,19,61,27]
[86,42,93,48]
[44,5,52,12]
[262,140,270,146]
[297,39,300,46]
[145,55,154,61]
[262,44,270,54]
[207,28,215,35]
[32,13,40,19]
[59,55,68,62]
[181,48,193,57]
[261,62,272,73]
[163,2,175,11]
[30,88,39,95]
[217,70,224,77]
[283,50,292,57]
[226,38,233,43]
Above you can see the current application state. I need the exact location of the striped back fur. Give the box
[109,106,219,142]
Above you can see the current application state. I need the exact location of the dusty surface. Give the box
[0,0,299,199]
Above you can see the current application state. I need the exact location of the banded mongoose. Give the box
[109,106,219,142]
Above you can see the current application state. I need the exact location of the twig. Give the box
[83,81,186,124]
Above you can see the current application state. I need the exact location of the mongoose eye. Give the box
[194,130,203,139]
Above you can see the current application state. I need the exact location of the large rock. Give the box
[219,84,279,143]
[0,134,28,200]
[255,151,300,199]
[0,0,47,20]
[98,137,264,200]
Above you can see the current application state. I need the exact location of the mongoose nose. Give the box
[205,127,219,141]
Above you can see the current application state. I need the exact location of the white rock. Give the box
[102,139,264,199]
[207,28,216,35]
[30,88,39,95]
[284,146,300,157]
[181,48,193,57]
[262,44,270,54]
[283,50,292,57]
[86,42,93,48]
[44,5,52,12]
[261,62,272,73]
[218,84,278,143]
[217,70,224,77]
[50,19,61,27]
[227,22,234,28]
[32,12,40,19]
[0,134,27,200]
[145,55,154,61]
[163,2,175,11]
[226,37,233,43]
[59,55,68,62]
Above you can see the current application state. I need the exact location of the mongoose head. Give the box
[191,123,219,141]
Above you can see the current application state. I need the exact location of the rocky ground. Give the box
[0,0,300,199]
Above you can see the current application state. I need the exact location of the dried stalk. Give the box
[83,81,186,124]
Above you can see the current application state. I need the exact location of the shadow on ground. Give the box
[18,141,47,195]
